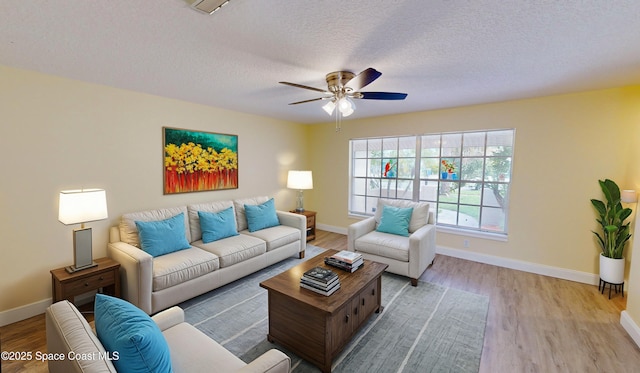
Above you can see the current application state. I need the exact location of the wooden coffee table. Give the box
[259,249,388,373]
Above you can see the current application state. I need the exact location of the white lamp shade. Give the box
[287,171,313,190]
[338,97,355,117]
[322,100,336,115]
[59,189,108,225]
[621,190,637,203]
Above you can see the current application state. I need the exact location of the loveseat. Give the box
[107,196,306,314]
[45,298,291,373]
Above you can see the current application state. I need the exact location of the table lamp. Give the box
[58,189,108,273]
[287,170,313,212]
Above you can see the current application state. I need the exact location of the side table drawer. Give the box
[65,270,115,295]
[306,215,315,227]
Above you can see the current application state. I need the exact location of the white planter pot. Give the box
[599,254,625,284]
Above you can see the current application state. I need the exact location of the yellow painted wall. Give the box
[306,87,640,277]
[0,65,307,313]
[2,64,640,331]
[621,87,640,324]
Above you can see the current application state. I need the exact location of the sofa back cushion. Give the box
[187,200,235,242]
[95,294,173,373]
[374,199,430,233]
[198,208,239,243]
[233,196,270,231]
[135,213,191,257]
[244,198,280,232]
[120,206,191,247]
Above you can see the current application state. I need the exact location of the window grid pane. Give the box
[349,130,514,235]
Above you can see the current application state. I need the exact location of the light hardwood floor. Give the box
[2,230,639,372]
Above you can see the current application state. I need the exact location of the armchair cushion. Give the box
[376,205,413,236]
[375,199,429,233]
[353,231,410,262]
[199,207,239,243]
[135,213,191,257]
[94,294,172,373]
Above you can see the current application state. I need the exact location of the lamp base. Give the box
[295,207,305,212]
[65,262,98,274]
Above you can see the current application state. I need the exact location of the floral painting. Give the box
[163,127,238,194]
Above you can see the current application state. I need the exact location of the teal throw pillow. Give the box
[244,198,280,232]
[94,294,173,373]
[135,213,190,257]
[376,205,414,237]
[198,207,239,243]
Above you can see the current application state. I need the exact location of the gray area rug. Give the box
[180,245,489,372]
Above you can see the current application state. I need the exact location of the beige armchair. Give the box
[348,199,436,286]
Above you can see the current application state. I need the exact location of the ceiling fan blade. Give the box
[359,92,408,100]
[279,81,329,94]
[345,68,382,91]
[288,97,329,105]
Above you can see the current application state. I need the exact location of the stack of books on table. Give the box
[300,266,340,296]
[324,250,364,273]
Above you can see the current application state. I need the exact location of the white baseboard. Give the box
[0,292,95,327]
[620,311,640,348]
[317,223,347,235]
[315,226,599,285]
[436,245,600,285]
[0,298,51,327]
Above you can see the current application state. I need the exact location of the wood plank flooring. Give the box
[2,230,639,372]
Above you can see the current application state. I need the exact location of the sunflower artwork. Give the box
[163,127,238,194]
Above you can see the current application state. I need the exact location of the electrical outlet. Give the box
[463,239,469,248]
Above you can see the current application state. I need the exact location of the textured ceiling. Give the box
[2,1,640,124]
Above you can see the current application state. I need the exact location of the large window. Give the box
[349,129,515,235]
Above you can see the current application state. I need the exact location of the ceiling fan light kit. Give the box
[279,67,407,131]
[191,0,231,14]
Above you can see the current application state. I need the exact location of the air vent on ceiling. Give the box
[191,0,230,14]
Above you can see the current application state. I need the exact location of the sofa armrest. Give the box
[152,306,185,331]
[347,217,376,251]
[236,349,291,373]
[107,241,154,314]
[408,223,437,278]
[277,210,306,246]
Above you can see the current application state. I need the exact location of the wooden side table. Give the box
[291,210,316,242]
[51,257,121,304]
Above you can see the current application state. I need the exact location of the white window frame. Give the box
[348,129,515,237]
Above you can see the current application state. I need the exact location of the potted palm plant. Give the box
[591,179,632,284]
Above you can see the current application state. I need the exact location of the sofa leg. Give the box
[299,251,305,259]
[411,278,418,287]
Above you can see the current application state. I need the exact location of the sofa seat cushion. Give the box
[233,196,270,232]
[193,234,266,268]
[152,248,219,292]
[355,231,410,262]
[163,322,245,372]
[240,225,300,251]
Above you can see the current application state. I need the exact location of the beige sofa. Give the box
[46,300,290,373]
[107,196,306,314]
